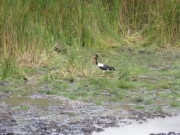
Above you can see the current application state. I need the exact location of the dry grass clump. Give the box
[16,50,48,68]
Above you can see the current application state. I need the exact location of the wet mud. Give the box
[1,92,180,135]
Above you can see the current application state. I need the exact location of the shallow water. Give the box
[0,96,57,108]
[93,115,180,135]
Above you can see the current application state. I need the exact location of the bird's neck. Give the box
[95,58,98,65]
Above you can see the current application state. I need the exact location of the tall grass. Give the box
[0,0,179,79]
[1,57,18,80]
[1,0,179,52]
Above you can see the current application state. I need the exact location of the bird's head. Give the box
[92,54,98,64]
[94,54,98,59]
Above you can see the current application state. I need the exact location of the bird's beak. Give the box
[92,60,95,64]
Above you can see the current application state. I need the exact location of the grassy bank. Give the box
[0,0,180,81]
[2,46,180,110]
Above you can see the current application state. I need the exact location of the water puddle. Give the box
[93,115,180,135]
[0,96,57,108]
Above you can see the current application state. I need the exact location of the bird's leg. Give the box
[102,71,105,76]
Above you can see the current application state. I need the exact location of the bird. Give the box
[92,54,115,75]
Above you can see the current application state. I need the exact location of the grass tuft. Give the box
[171,100,180,108]
[1,57,18,80]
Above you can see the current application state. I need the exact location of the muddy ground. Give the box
[0,92,180,135]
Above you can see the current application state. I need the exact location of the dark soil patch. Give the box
[0,93,179,135]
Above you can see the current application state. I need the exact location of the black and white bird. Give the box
[93,54,115,74]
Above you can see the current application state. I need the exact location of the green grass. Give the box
[67,112,77,117]
[95,100,103,106]
[171,101,180,108]
[144,99,154,105]
[0,57,20,80]
[134,105,145,110]
[157,92,170,99]
[14,104,29,111]
[46,90,58,95]
[172,91,180,96]
[110,97,119,102]
[132,96,144,103]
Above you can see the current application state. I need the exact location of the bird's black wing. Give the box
[99,64,115,71]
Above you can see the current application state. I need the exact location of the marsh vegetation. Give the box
[0,0,180,130]
[0,0,179,79]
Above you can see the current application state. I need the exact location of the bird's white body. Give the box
[97,63,104,67]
